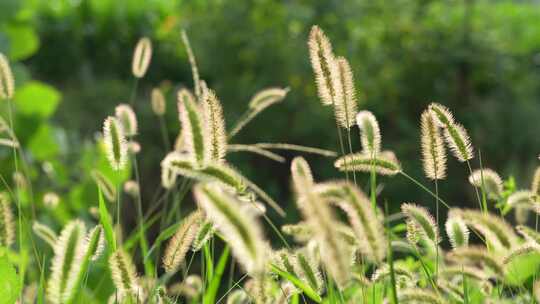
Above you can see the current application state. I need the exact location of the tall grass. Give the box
[2,23,540,304]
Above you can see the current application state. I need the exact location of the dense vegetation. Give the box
[2,1,540,303]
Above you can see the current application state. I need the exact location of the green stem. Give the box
[399,171,450,209]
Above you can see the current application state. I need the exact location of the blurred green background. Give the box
[1,0,540,233]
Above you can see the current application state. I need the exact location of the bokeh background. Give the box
[1,0,540,239]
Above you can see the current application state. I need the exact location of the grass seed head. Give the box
[115,104,138,136]
[356,110,381,156]
[308,25,337,106]
[0,53,14,100]
[468,168,503,200]
[0,192,15,247]
[420,109,447,180]
[103,116,128,171]
[334,57,357,129]
[132,37,152,78]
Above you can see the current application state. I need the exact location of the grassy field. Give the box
[1,22,540,304]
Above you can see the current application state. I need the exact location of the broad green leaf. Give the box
[270,264,322,303]
[504,250,540,285]
[98,188,116,252]
[203,246,230,304]
[14,81,61,118]
[5,24,39,60]
[0,248,21,304]
[27,125,59,160]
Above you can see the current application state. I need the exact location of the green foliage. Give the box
[0,248,21,304]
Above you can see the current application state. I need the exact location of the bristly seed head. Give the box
[103,116,128,171]
[109,249,143,301]
[420,109,447,180]
[334,151,401,176]
[201,87,227,162]
[401,203,440,245]
[308,25,340,107]
[0,53,15,100]
[356,111,381,156]
[334,57,357,129]
[162,211,202,273]
[151,88,166,115]
[445,216,469,249]
[0,192,15,247]
[132,37,152,78]
[429,102,473,162]
[115,104,138,136]
[468,168,503,200]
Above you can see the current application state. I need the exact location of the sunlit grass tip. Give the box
[429,102,473,162]
[132,37,152,78]
[194,182,268,274]
[0,52,15,100]
[0,192,15,247]
[334,57,357,129]
[151,87,166,116]
[115,104,138,136]
[445,216,469,249]
[47,220,87,304]
[420,109,447,180]
[109,249,144,301]
[334,150,401,176]
[103,116,128,171]
[401,203,440,245]
[201,87,227,162]
[162,210,202,273]
[468,168,503,200]
[308,25,341,106]
[356,110,381,156]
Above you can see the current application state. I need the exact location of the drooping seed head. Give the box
[406,219,421,246]
[103,116,128,171]
[429,103,473,162]
[447,245,504,277]
[334,150,401,176]
[315,181,387,263]
[401,203,440,245]
[0,192,15,247]
[334,57,357,129]
[249,87,289,111]
[162,211,202,273]
[468,168,503,200]
[445,216,469,249]
[516,225,540,246]
[194,183,267,274]
[0,53,15,100]
[115,104,138,136]
[420,109,447,180]
[356,111,381,156]
[150,88,166,116]
[294,184,351,287]
[308,25,342,106]
[398,288,446,304]
[132,37,152,78]
[33,221,58,248]
[507,190,533,208]
[91,170,117,202]
[449,208,518,251]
